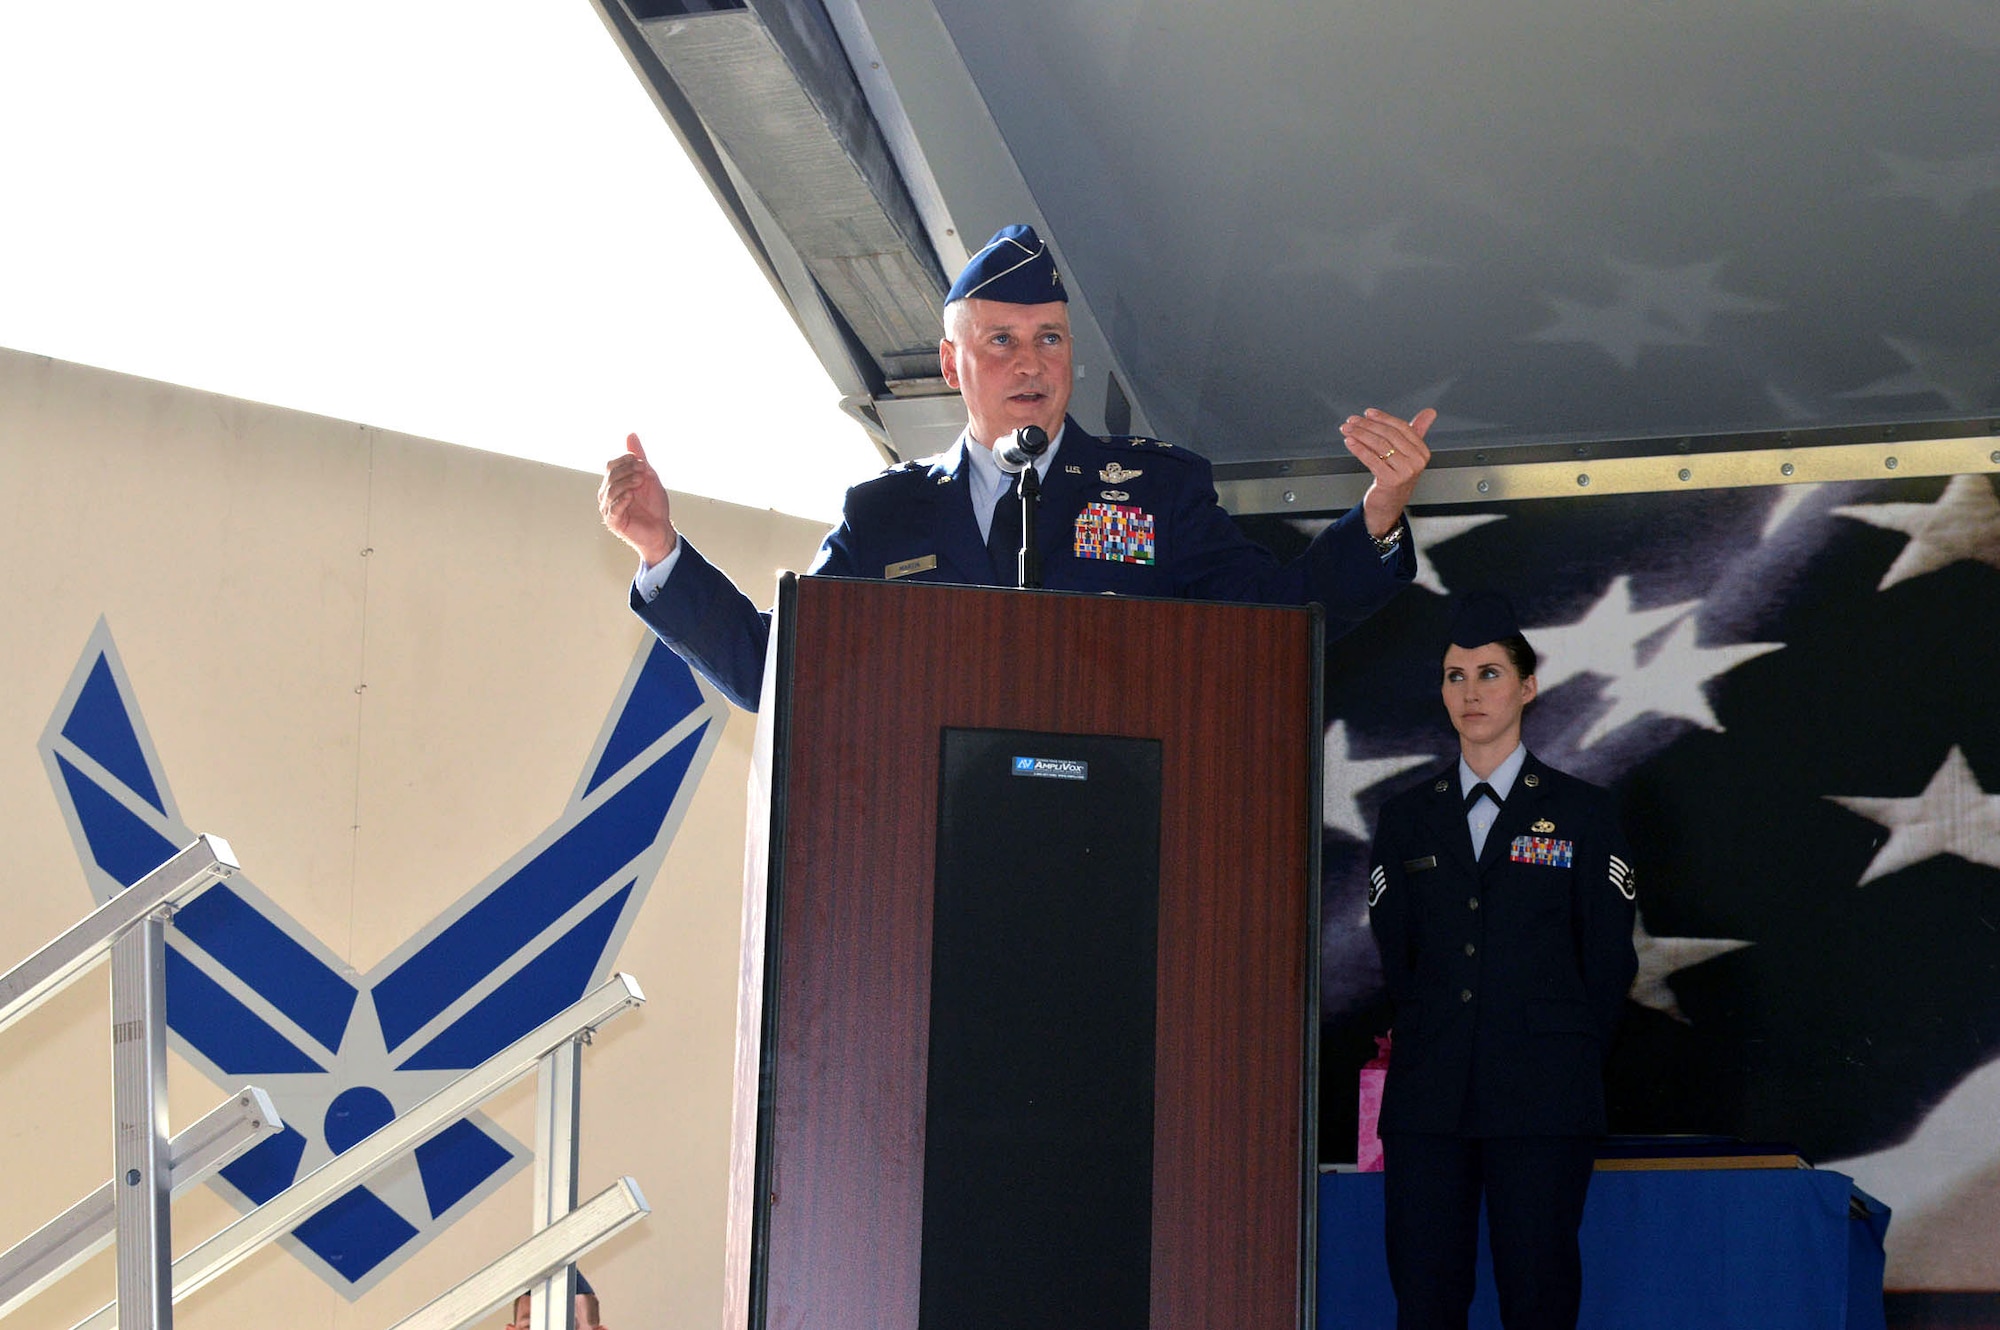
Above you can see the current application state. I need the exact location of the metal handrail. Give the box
[67,974,648,1330]
[385,1179,651,1330]
[0,836,235,1037]
[0,1090,282,1319]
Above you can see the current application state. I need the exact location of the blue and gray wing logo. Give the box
[39,619,723,1296]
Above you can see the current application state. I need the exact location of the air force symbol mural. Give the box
[39,620,725,1295]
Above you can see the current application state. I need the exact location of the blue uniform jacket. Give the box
[633,418,1416,710]
[1367,753,1638,1137]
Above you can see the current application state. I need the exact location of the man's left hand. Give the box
[1341,407,1435,538]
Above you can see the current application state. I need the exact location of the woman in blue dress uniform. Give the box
[1367,593,1638,1330]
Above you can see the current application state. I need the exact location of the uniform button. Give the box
[1464,943,1476,957]
[1460,989,1473,1002]
[1468,897,1480,910]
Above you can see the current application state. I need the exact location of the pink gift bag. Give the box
[1356,1032,1391,1172]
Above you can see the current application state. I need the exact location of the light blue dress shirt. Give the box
[1460,741,1527,860]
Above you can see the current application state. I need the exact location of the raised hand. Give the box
[598,433,677,566]
[1340,407,1435,537]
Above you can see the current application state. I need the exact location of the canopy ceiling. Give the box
[592,0,1999,508]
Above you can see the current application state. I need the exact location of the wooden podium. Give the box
[724,575,1323,1330]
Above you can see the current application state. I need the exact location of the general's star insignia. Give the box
[1101,463,1143,484]
[1531,817,1556,833]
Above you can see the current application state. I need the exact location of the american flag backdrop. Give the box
[1245,469,2000,1305]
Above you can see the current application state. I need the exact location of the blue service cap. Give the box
[945,224,1069,305]
[1447,591,1522,649]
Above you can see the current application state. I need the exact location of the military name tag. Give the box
[1075,501,1156,564]
[885,554,937,579]
[1510,835,1575,868]
[1402,855,1438,873]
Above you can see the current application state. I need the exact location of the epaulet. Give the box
[868,456,935,482]
[1107,435,1176,450]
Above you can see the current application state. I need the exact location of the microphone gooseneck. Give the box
[992,424,1051,473]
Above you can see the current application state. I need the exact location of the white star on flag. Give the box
[1274,220,1449,299]
[1826,746,2000,886]
[1387,378,1502,438]
[1628,911,1752,1024]
[1837,335,2000,415]
[1409,512,1506,594]
[1580,616,1784,747]
[1833,474,2000,590]
[1606,257,1780,337]
[1528,257,1776,370]
[1872,148,2000,220]
[1323,720,1435,840]
[1527,293,1699,371]
[1530,575,1696,692]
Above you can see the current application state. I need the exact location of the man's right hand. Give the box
[598,433,676,567]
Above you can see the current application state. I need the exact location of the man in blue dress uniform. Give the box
[600,224,1436,709]
[1367,593,1639,1330]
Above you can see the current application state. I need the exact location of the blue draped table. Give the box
[1318,1167,1889,1330]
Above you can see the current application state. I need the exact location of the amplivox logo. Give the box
[40,620,724,1297]
[1012,756,1088,781]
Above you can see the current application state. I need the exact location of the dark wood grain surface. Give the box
[752,577,1317,1330]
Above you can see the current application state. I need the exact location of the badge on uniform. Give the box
[1100,462,1143,484]
[1510,835,1574,867]
[1531,817,1556,833]
[1402,855,1438,873]
[885,554,937,579]
[1075,501,1157,564]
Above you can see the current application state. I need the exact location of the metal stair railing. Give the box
[0,1089,283,1319]
[0,835,264,1330]
[6,837,654,1330]
[63,973,652,1330]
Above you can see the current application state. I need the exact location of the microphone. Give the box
[992,424,1050,473]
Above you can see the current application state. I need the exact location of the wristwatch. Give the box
[1370,519,1406,555]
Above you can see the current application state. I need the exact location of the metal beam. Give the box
[1215,421,2000,515]
[68,975,647,1330]
[633,6,947,382]
[0,836,237,1037]
[0,1090,282,1319]
[528,1041,584,1330]
[383,1179,650,1330]
[109,915,171,1330]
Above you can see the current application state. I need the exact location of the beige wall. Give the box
[0,346,828,1327]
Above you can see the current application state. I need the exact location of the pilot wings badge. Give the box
[1100,462,1143,484]
[39,620,724,1297]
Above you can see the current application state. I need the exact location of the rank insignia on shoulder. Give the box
[1100,462,1143,484]
[1509,835,1574,867]
[1434,779,1450,792]
[1523,773,1541,788]
[1609,855,1636,901]
[885,554,937,579]
[1531,817,1555,833]
[1075,501,1156,564]
[1403,854,1438,873]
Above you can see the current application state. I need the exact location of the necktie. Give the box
[1464,782,1500,812]
[987,480,1023,585]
